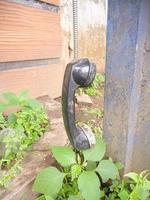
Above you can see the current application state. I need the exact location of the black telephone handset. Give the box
[62,58,96,150]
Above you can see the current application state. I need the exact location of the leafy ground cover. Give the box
[33,139,150,200]
[33,73,150,200]
[0,91,49,187]
[76,73,104,138]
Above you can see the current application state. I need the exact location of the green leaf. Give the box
[83,138,106,162]
[124,172,139,183]
[0,103,7,112]
[33,167,65,197]
[2,92,19,105]
[139,187,150,200]
[115,162,124,170]
[68,195,80,200]
[144,181,150,190]
[78,171,101,200]
[52,146,76,167]
[118,189,129,200]
[19,90,28,101]
[130,185,142,200]
[28,99,42,109]
[36,195,46,200]
[0,112,5,126]
[96,160,119,182]
[86,161,97,171]
[7,113,17,125]
[45,196,54,200]
[36,195,54,200]
[140,170,150,180]
[71,164,82,180]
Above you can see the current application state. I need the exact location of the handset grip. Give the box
[62,62,78,147]
[62,59,96,150]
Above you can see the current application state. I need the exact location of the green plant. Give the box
[33,139,150,200]
[94,73,105,87]
[77,73,105,97]
[33,138,120,200]
[8,106,49,147]
[81,107,104,119]
[0,112,6,129]
[85,74,104,96]
[0,92,48,165]
[0,91,36,112]
[0,128,25,166]
[102,170,150,200]
[77,120,103,138]
[0,161,22,187]
[124,171,150,200]
[84,87,100,97]
[0,91,49,187]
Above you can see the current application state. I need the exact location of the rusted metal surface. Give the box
[104,0,150,172]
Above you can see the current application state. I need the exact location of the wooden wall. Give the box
[39,0,59,5]
[0,0,62,98]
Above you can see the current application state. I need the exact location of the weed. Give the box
[104,170,150,199]
[33,139,150,200]
[0,113,6,129]
[76,73,105,97]
[33,138,120,200]
[0,91,49,187]
[0,128,25,167]
[81,107,104,119]
[76,120,103,138]
[0,161,22,187]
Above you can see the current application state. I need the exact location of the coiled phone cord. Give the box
[73,0,78,59]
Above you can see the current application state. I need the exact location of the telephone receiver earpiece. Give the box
[62,58,96,150]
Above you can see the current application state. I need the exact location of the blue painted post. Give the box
[104,0,150,173]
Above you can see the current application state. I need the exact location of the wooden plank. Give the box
[39,0,59,5]
[0,1,61,62]
[0,64,64,98]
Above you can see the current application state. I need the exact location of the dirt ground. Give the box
[76,87,104,122]
[54,84,104,137]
